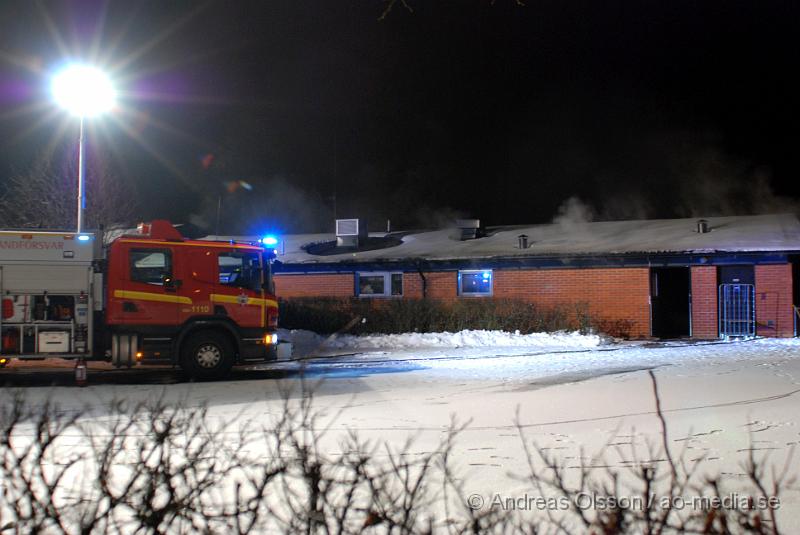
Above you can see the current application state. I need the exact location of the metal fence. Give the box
[718,283,755,339]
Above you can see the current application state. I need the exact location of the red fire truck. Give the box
[0,220,279,379]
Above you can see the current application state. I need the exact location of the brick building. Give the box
[255,214,799,339]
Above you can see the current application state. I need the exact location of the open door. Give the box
[651,267,691,338]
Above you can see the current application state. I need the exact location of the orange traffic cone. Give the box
[75,358,87,387]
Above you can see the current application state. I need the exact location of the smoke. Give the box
[190,176,333,235]
[552,196,594,231]
[550,146,799,225]
[414,206,469,230]
[673,149,799,218]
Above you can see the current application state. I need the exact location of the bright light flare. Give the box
[51,64,116,117]
[261,236,278,246]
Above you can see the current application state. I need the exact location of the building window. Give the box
[219,252,262,292]
[459,270,492,296]
[130,249,172,285]
[357,272,403,297]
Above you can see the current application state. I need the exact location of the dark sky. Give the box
[1,1,799,234]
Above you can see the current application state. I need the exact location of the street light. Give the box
[51,64,116,233]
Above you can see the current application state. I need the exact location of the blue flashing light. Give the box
[77,235,91,242]
[482,271,491,279]
[261,236,278,246]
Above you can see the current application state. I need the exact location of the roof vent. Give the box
[336,218,368,247]
[517,234,529,249]
[696,219,710,234]
[456,219,481,241]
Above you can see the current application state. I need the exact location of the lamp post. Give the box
[51,64,115,233]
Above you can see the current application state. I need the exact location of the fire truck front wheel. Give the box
[180,331,234,380]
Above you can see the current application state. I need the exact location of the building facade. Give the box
[266,215,799,339]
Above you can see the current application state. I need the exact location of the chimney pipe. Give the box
[518,234,529,249]
[697,219,709,234]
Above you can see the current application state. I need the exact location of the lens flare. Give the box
[51,64,116,117]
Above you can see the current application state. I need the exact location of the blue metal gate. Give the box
[718,284,755,339]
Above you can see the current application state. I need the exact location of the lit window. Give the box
[357,272,403,297]
[458,270,492,296]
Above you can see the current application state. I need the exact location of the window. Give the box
[130,249,172,285]
[459,270,492,296]
[357,272,403,297]
[219,252,261,292]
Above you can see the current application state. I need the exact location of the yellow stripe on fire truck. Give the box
[113,290,193,305]
[209,294,278,308]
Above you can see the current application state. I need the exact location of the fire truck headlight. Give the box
[264,333,278,345]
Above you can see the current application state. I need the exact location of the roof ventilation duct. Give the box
[517,234,529,249]
[336,218,368,247]
[696,219,710,234]
[456,219,481,241]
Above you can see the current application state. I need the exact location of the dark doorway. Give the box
[790,258,800,311]
[651,267,691,338]
[792,258,800,337]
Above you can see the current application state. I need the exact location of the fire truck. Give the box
[0,220,279,379]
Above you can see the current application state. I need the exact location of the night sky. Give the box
[1,1,798,234]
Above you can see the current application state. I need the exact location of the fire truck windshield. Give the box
[218,252,262,292]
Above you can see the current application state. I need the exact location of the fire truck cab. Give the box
[0,220,279,379]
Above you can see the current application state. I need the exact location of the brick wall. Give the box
[274,273,353,298]
[274,264,798,339]
[755,264,794,337]
[399,272,457,299]
[493,268,651,338]
[402,272,423,299]
[277,268,651,337]
[691,266,718,339]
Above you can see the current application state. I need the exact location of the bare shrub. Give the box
[0,374,791,534]
[508,372,793,534]
[592,318,636,339]
[278,297,585,336]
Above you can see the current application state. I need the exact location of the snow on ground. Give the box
[283,328,603,355]
[3,333,800,529]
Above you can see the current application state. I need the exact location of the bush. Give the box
[278,298,588,335]
[0,376,791,534]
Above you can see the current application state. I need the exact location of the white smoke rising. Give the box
[552,196,594,232]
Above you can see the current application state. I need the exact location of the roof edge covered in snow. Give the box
[211,213,800,266]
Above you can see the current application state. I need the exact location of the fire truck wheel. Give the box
[180,331,234,380]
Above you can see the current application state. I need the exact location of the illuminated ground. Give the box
[2,337,799,526]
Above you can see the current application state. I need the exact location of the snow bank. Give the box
[281,328,602,354]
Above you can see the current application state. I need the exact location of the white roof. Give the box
[214,214,800,264]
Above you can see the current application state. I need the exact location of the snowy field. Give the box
[2,330,800,530]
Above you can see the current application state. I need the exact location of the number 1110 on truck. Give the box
[0,220,279,379]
